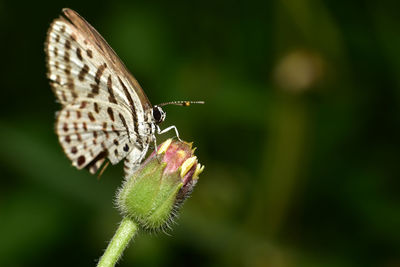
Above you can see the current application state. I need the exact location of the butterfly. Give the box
[45,8,203,177]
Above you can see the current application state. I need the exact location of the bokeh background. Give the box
[1,0,399,266]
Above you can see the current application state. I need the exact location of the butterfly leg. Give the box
[157,125,182,141]
[153,138,163,163]
[153,138,158,152]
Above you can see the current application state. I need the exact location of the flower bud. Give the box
[117,139,204,231]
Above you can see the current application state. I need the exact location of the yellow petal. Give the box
[193,163,205,180]
[157,139,172,155]
[180,156,197,178]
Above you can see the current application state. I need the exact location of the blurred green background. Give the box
[1,0,399,266]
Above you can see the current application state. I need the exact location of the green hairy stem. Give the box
[97,217,138,267]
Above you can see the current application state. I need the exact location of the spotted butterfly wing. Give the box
[45,8,155,177]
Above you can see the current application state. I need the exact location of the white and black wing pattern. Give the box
[45,8,154,175]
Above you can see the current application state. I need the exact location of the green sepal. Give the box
[117,157,183,230]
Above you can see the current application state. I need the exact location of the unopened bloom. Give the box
[117,139,204,231]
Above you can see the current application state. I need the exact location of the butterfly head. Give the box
[152,106,166,124]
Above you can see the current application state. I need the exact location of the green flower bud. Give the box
[117,139,204,231]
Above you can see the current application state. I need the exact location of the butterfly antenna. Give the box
[158,101,205,107]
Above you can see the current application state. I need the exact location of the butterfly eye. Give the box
[153,106,165,123]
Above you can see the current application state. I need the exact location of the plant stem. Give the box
[97,217,138,267]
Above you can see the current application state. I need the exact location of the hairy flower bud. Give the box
[117,139,204,231]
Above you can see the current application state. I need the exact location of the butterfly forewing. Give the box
[46,9,154,176]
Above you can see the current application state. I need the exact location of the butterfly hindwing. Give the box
[56,99,136,170]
